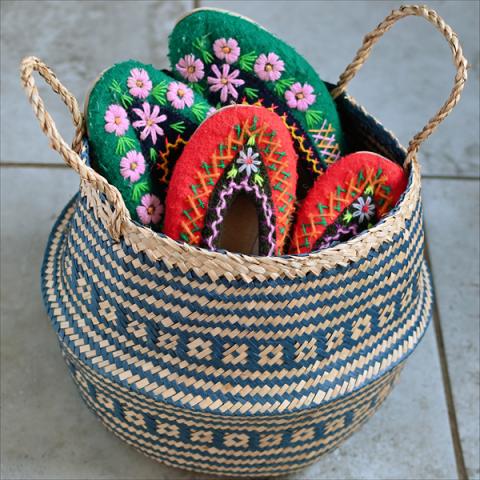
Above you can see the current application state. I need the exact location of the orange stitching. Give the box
[157,136,188,184]
[294,167,394,247]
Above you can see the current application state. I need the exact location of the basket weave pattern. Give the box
[22,4,467,477]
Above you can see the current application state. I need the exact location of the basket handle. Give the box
[20,56,130,240]
[331,4,468,167]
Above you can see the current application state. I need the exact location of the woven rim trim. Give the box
[79,138,418,282]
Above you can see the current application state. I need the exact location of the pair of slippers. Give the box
[86,8,407,256]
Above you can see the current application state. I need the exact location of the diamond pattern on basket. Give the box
[156,422,180,439]
[291,427,316,444]
[294,338,318,362]
[351,313,373,341]
[187,337,213,361]
[224,432,250,448]
[156,331,179,351]
[190,429,214,444]
[222,343,249,365]
[258,344,284,366]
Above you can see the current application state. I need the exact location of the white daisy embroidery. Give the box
[236,147,261,177]
[352,196,375,223]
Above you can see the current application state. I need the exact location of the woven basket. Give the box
[22,5,467,477]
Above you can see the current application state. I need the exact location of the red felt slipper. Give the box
[164,105,298,256]
[289,151,408,254]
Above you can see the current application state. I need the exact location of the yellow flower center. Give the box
[222,46,231,54]
[296,92,304,100]
[187,65,195,74]
[136,80,143,87]
[221,78,228,85]
[147,206,155,215]
[177,88,185,98]
[130,162,137,170]
[147,119,154,126]
[114,116,122,125]
[265,64,273,72]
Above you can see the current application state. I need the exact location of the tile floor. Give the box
[1,1,478,479]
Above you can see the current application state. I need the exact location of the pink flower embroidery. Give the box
[207,64,244,103]
[104,104,129,136]
[136,194,163,225]
[284,82,316,111]
[176,54,205,82]
[213,38,240,64]
[120,150,146,183]
[127,68,152,99]
[166,82,194,109]
[254,52,285,82]
[132,102,167,144]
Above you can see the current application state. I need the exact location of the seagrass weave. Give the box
[22,5,467,477]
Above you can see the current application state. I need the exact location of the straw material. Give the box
[22,4,467,477]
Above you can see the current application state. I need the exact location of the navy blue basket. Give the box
[21,4,467,477]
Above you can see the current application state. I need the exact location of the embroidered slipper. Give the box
[168,8,345,199]
[163,104,298,256]
[86,60,212,231]
[289,152,408,254]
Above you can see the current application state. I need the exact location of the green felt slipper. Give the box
[168,8,346,198]
[86,60,212,231]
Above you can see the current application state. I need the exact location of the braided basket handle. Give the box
[20,56,130,240]
[331,4,468,167]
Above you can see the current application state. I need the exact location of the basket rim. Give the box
[81,92,419,283]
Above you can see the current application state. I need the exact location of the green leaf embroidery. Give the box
[238,51,257,72]
[151,80,168,105]
[110,79,133,108]
[131,181,150,203]
[305,109,324,129]
[191,82,205,94]
[192,35,214,63]
[120,93,133,108]
[365,185,374,195]
[110,79,122,95]
[170,121,186,133]
[227,166,238,179]
[191,102,209,122]
[254,173,264,187]
[149,148,157,162]
[273,77,295,96]
[244,87,259,100]
[115,136,136,156]
[247,135,257,146]
[343,210,353,224]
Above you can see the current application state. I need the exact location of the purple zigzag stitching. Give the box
[312,118,341,162]
[206,178,276,256]
[317,223,359,250]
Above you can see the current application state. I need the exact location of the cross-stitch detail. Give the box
[290,152,408,254]
[164,106,297,255]
[172,36,339,197]
[310,118,342,166]
[168,9,346,185]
